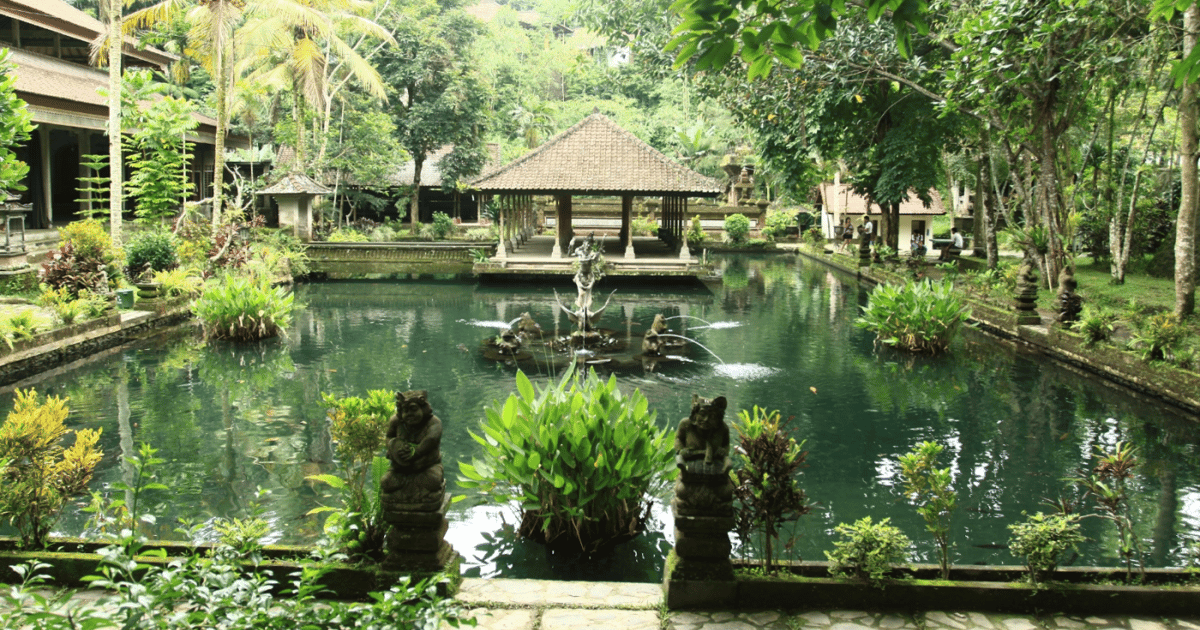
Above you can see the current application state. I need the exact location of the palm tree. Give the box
[509,100,555,149]
[237,0,391,172]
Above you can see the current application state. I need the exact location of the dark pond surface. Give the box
[3,253,1199,582]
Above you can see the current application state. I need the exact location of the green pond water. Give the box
[4,253,1200,582]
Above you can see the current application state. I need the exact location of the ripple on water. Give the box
[459,319,513,329]
[713,362,780,381]
[692,321,743,330]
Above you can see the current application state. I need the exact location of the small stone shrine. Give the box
[1013,258,1042,325]
[379,390,458,573]
[1054,266,1082,325]
[858,225,873,267]
[667,394,736,608]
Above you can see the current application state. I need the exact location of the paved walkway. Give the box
[453,578,1200,630]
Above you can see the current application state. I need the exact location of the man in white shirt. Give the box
[939,227,963,260]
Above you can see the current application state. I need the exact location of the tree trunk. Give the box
[211,36,230,230]
[107,0,122,245]
[888,201,900,251]
[1176,3,1199,319]
[409,154,423,230]
[979,130,999,269]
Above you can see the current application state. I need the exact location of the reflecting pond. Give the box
[4,253,1199,582]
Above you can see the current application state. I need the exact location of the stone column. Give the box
[666,395,736,609]
[556,194,572,257]
[858,226,872,267]
[39,126,53,225]
[1013,258,1041,325]
[380,390,459,575]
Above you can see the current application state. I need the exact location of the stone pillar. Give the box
[1013,258,1041,325]
[39,126,53,224]
[380,390,459,575]
[666,395,736,609]
[620,195,632,249]
[858,226,872,267]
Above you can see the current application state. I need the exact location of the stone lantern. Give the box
[257,173,331,242]
[0,192,32,270]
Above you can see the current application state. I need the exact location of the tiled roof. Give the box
[259,172,332,195]
[471,113,723,196]
[0,0,175,67]
[820,182,945,216]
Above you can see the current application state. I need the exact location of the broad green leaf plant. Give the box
[855,278,971,353]
[459,367,677,553]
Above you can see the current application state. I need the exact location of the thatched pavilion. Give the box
[470,112,722,260]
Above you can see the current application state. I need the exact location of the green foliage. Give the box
[898,441,957,579]
[75,153,110,220]
[0,309,38,348]
[1072,306,1119,345]
[323,390,394,473]
[40,219,123,296]
[124,230,179,279]
[687,215,707,244]
[0,545,472,629]
[724,213,751,243]
[458,367,676,552]
[432,211,455,239]
[123,71,198,225]
[1071,441,1142,579]
[631,213,658,236]
[825,516,911,587]
[152,267,204,299]
[82,442,169,539]
[761,211,794,240]
[730,405,810,573]
[855,279,971,353]
[308,456,390,560]
[327,227,370,243]
[1008,512,1085,585]
[193,274,294,342]
[0,48,33,194]
[37,286,96,325]
[465,227,495,242]
[1130,312,1187,362]
[0,389,102,548]
[805,226,825,247]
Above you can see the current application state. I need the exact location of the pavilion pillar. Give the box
[622,195,635,259]
[679,197,692,260]
[554,194,572,258]
[39,125,53,225]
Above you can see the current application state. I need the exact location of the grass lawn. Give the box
[1071,257,1177,313]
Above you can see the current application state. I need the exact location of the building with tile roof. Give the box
[471,112,722,255]
[1,0,246,227]
[819,181,946,253]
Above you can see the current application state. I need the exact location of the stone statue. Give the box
[675,395,730,466]
[1055,266,1082,325]
[555,232,615,339]
[380,390,445,507]
[496,329,521,355]
[641,314,669,356]
[515,312,542,337]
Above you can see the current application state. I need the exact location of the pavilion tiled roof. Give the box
[0,0,176,67]
[259,172,332,196]
[820,182,945,216]
[471,113,723,197]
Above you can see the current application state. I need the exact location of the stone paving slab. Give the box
[541,608,660,630]
[456,577,662,608]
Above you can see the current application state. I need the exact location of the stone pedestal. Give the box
[382,493,457,572]
[666,457,736,608]
[858,232,873,267]
[1013,260,1041,325]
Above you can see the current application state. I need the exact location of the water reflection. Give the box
[1,254,1198,579]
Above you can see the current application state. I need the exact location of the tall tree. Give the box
[106,0,123,244]
[376,0,488,228]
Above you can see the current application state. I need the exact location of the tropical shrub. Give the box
[687,215,707,244]
[1008,512,1085,585]
[631,213,657,236]
[124,76,197,225]
[459,368,676,553]
[724,213,751,243]
[1130,312,1186,362]
[40,220,122,296]
[761,211,794,240]
[124,229,179,280]
[0,48,34,195]
[193,274,294,341]
[152,267,204,299]
[898,441,957,579]
[1071,441,1142,579]
[369,225,398,242]
[37,286,89,325]
[0,546,471,630]
[804,226,824,247]
[1072,306,1118,345]
[825,516,911,586]
[465,227,494,241]
[0,309,38,347]
[326,227,370,243]
[855,279,971,354]
[731,405,810,573]
[0,389,102,547]
[432,211,455,239]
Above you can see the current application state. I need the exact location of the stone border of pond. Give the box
[791,247,1200,416]
[0,298,193,388]
[0,537,462,600]
[664,557,1200,614]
